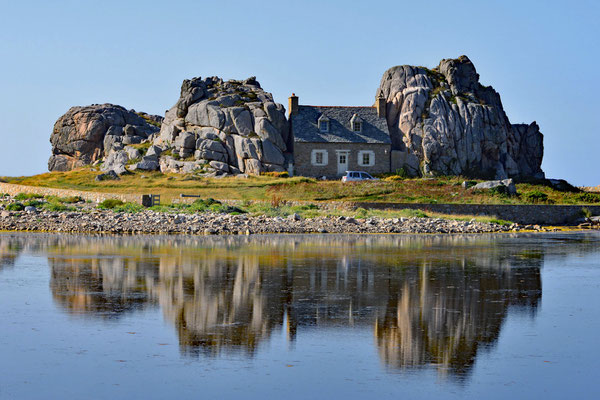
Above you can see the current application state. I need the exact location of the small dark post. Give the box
[142,195,152,207]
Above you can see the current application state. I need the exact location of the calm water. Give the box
[1,232,599,399]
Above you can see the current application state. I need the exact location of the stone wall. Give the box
[355,202,600,225]
[294,142,391,178]
[0,183,140,204]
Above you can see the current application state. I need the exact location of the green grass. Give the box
[98,199,124,209]
[14,193,44,201]
[6,202,24,211]
[3,168,598,206]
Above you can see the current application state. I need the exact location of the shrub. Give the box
[402,209,428,218]
[98,199,125,209]
[490,218,512,226]
[524,191,549,203]
[293,203,319,211]
[7,202,24,211]
[355,208,368,218]
[24,199,44,207]
[45,195,83,204]
[43,202,76,212]
[581,207,592,219]
[576,193,600,203]
[384,175,405,182]
[270,195,285,207]
[262,171,289,178]
[14,193,43,201]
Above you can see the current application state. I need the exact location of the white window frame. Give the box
[311,149,328,166]
[358,150,375,167]
[352,121,362,132]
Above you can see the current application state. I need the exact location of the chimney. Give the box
[288,93,299,117]
[376,94,386,118]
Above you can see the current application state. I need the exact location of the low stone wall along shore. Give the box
[0,209,518,235]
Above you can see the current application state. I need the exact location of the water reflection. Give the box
[3,233,594,379]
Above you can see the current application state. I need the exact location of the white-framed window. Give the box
[311,149,328,166]
[358,150,375,167]
[353,122,362,132]
[319,120,329,132]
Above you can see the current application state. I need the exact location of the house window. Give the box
[353,122,362,132]
[311,150,328,166]
[319,120,329,132]
[358,150,375,167]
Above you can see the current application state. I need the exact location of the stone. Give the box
[288,213,301,221]
[103,135,123,156]
[260,139,285,165]
[125,146,141,160]
[209,161,230,172]
[195,127,221,141]
[122,135,144,145]
[470,178,517,195]
[174,131,196,150]
[146,145,163,157]
[194,149,227,162]
[102,150,128,175]
[233,135,260,160]
[24,206,37,213]
[153,76,287,175]
[95,170,120,181]
[135,156,160,171]
[48,104,161,171]
[244,159,262,175]
[255,118,287,151]
[262,163,286,172]
[196,139,226,153]
[377,55,544,180]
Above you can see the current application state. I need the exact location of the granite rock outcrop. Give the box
[378,55,544,179]
[48,104,162,171]
[154,76,290,176]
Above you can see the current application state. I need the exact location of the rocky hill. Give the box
[378,55,544,180]
[48,104,162,172]
[47,56,545,181]
[153,76,290,175]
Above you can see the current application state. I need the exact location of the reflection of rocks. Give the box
[0,239,21,270]
[4,232,598,378]
[49,257,158,318]
[375,264,541,378]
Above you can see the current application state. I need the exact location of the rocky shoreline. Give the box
[0,208,548,235]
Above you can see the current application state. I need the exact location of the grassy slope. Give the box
[3,168,600,205]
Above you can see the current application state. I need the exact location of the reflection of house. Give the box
[289,94,392,178]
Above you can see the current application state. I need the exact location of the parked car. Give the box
[341,171,378,182]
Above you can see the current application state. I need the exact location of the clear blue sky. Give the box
[1,0,598,185]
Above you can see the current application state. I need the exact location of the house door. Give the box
[337,151,349,175]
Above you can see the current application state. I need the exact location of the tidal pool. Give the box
[0,232,599,399]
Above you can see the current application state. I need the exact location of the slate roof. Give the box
[292,106,391,144]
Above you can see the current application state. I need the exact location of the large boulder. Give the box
[377,56,544,180]
[155,76,288,175]
[48,104,162,171]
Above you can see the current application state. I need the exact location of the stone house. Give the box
[288,94,392,178]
